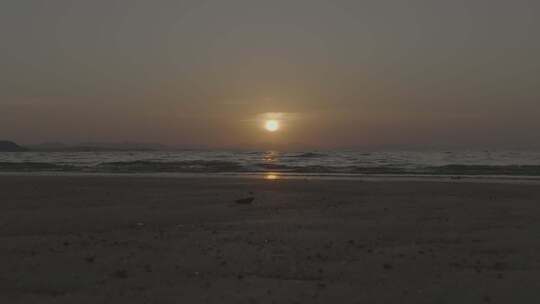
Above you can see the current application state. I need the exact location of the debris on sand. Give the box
[235,197,255,205]
[383,263,393,270]
[112,269,129,279]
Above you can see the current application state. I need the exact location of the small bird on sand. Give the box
[235,197,255,204]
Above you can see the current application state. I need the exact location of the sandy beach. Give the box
[1,175,539,303]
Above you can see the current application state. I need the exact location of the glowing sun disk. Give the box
[265,120,280,132]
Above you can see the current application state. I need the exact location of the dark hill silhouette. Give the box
[0,140,27,152]
[27,142,168,152]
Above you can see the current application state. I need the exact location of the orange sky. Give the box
[1,0,539,149]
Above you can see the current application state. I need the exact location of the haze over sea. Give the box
[1,150,540,177]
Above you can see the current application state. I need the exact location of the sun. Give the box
[264,120,280,132]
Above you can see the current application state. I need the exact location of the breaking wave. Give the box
[97,160,244,173]
[1,150,540,176]
[0,162,76,172]
[288,152,327,158]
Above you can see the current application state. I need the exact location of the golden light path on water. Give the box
[265,173,280,180]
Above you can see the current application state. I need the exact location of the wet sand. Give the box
[1,175,539,303]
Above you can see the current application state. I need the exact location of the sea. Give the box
[1,150,540,178]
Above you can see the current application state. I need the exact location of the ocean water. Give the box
[1,150,540,177]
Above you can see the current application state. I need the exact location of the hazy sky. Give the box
[1,0,539,149]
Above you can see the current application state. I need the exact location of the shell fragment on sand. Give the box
[235,197,255,204]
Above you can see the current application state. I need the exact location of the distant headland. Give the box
[0,141,173,152]
[0,140,27,152]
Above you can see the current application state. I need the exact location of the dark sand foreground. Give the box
[1,175,540,303]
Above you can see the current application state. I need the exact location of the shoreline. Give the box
[1,170,540,184]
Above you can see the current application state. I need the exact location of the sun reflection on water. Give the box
[265,173,280,180]
[263,151,279,162]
